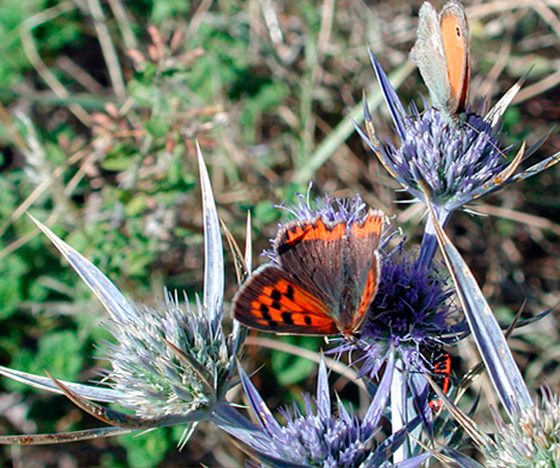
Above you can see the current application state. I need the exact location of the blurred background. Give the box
[0,0,558,465]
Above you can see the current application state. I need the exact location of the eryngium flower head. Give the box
[336,241,460,418]
[230,357,429,467]
[0,146,243,445]
[364,243,457,348]
[481,391,560,467]
[103,290,233,419]
[380,106,506,211]
[65,147,239,421]
[356,53,560,212]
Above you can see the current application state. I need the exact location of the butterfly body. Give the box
[410,0,470,122]
[233,213,385,336]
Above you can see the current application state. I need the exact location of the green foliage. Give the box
[117,428,171,468]
[0,0,81,87]
[271,336,323,386]
[0,253,27,320]
[0,0,558,465]
[6,330,84,392]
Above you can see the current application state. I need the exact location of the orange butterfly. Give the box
[233,212,385,336]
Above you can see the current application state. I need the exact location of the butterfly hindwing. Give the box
[233,264,339,335]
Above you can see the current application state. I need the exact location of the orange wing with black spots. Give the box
[233,265,339,335]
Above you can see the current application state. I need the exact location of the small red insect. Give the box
[233,212,385,337]
[424,346,452,412]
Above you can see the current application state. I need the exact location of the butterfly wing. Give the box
[343,212,384,333]
[232,264,339,335]
[440,0,470,113]
[275,218,346,314]
[410,2,451,113]
[276,214,384,335]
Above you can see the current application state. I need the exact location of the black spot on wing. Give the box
[286,284,295,301]
[281,312,294,325]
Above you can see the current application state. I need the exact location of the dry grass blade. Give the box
[220,218,249,285]
[20,2,92,126]
[0,427,134,445]
[425,374,494,449]
[86,0,126,101]
[474,203,560,237]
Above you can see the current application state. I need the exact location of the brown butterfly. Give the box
[410,0,471,122]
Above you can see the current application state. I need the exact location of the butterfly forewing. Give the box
[233,265,339,335]
[440,1,470,113]
[275,218,346,313]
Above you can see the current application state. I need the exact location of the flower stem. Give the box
[418,207,450,267]
[391,356,407,463]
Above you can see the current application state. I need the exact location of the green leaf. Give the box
[271,336,321,386]
[0,253,27,319]
[254,201,278,226]
[145,116,170,139]
[125,194,148,216]
[33,330,84,380]
[101,143,136,171]
[119,428,170,468]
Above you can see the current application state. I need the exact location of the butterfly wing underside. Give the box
[410,2,450,113]
[440,0,470,113]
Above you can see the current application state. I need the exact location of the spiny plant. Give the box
[1,1,559,466]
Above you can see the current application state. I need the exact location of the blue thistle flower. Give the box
[438,388,560,467]
[0,146,246,446]
[356,52,560,215]
[225,358,430,467]
[339,241,459,371]
[331,241,461,446]
[365,243,456,345]
[482,390,560,467]
[378,105,507,211]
